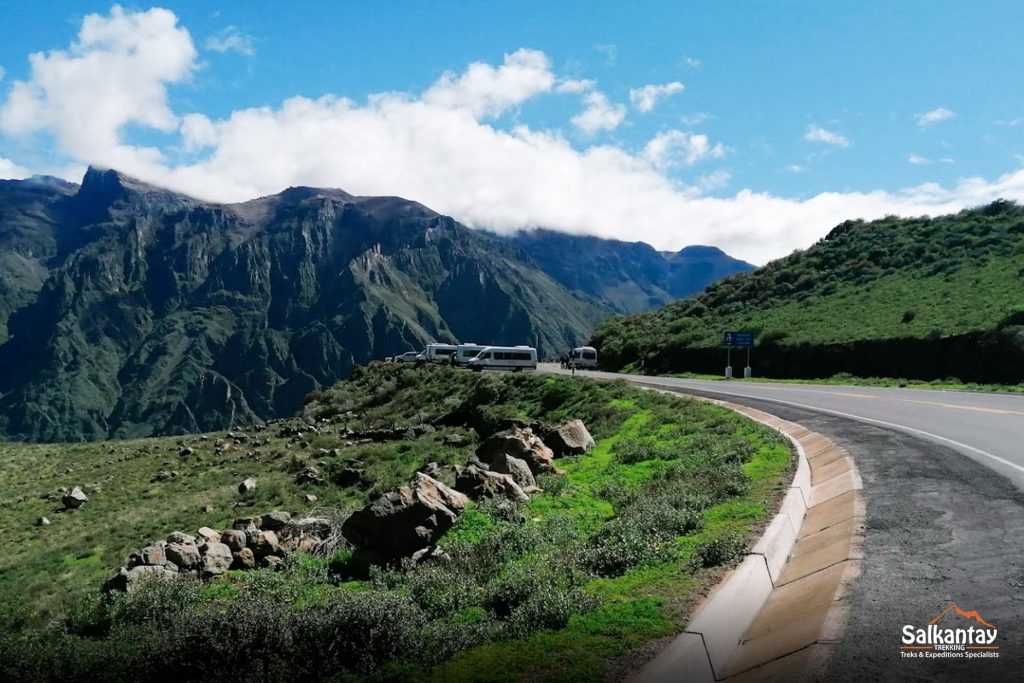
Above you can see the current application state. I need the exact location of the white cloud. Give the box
[555,78,594,94]
[0,156,30,179]
[629,81,684,113]
[916,107,955,127]
[6,7,1024,265]
[682,55,702,69]
[571,91,626,134]
[424,49,555,118]
[908,153,954,165]
[0,5,196,167]
[205,26,255,57]
[680,112,712,126]
[643,130,725,169]
[785,164,806,173]
[804,125,850,148]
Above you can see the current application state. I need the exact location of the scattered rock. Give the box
[483,453,537,490]
[36,516,51,526]
[166,531,196,545]
[546,420,596,457]
[221,529,247,552]
[238,477,258,494]
[179,446,195,457]
[231,547,256,570]
[455,464,529,503]
[252,530,281,558]
[259,555,285,570]
[104,564,176,593]
[476,427,563,476]
[196,526,221,544]
[260,511,291,531]
[341,473,469,561]
[139,543,166,566]
[304,494,318,503]
[333,466,366,487]
[165,540,201,570]
[62,486,89,510]
[443,434,466,446]
[200,542,233,578]
[296,466,323,485]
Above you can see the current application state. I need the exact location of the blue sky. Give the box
[1,1,1023,262]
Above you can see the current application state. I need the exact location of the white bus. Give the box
[423,343,458,364]
[466,345,538,372]
[453,343,485,367]
[569,346,598,369]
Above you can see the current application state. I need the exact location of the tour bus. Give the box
[423,343,458,364]
[466,345,538,372]
[569,346,598,369]
[453,343,485,367]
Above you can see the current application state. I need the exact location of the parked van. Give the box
[453,343,485,367]
[423,343,458,364]
[466,345,538,372]
[569,346,598,369]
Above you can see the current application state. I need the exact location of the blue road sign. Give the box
[724,331,755,347]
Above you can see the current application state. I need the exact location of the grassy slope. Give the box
[593,201,1024,367]
[0,365,792,681]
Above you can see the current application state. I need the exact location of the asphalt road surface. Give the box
[540,364,1024,681]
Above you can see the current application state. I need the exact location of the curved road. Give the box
[541,365,1024,490]
[540,364,1024,681]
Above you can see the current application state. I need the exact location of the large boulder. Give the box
[221,529,247,552]
[238,478,258,494]
[251,530,281,559]
[165,541,201,571]
[476,427,563,476]
[103,564,176,593]
[200,542,233,578]
[260,511,291,531]
[231,547,256,570]
[455,464,529,503]
[196,527,222,544]
[62,486,89,510]
[341,473,468,561]
[483,454,537,490]
[546,420,596,457]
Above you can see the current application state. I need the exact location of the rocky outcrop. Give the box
[104,510,335,592]
[341,473,468,561]
[545,419,596,457]
[476,426,563,476]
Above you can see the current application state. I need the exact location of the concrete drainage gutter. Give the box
[633,395,865,683]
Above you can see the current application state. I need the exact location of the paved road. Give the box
[540,364,1024,680]
[540,365,1024,490]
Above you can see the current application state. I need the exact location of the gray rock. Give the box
[201,542,233,578]
[165,541,201,570]
[36,516,51,526]
[231,547,256,570]
[476,427,563,476]
[238,477,258,494]
[166,531,196,545]
[196,526,221,544]
[252,530,280,558]
[139,543,166,566]
[260,511,291,530]
[455,464,530,503]
[62,486,89,510]
[259,555,285,570]
[221,529,247,552]
[546,420,596,457]
[341,473,469,561]
[485,453,537,490]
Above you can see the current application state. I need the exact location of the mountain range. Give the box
[0,168,747,441]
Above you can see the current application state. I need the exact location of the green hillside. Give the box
[593,200,1024,382]
[0,364,790,681]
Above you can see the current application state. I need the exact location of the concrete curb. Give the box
[633,393,864,683]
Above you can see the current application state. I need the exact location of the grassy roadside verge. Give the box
[0,366,794,681]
